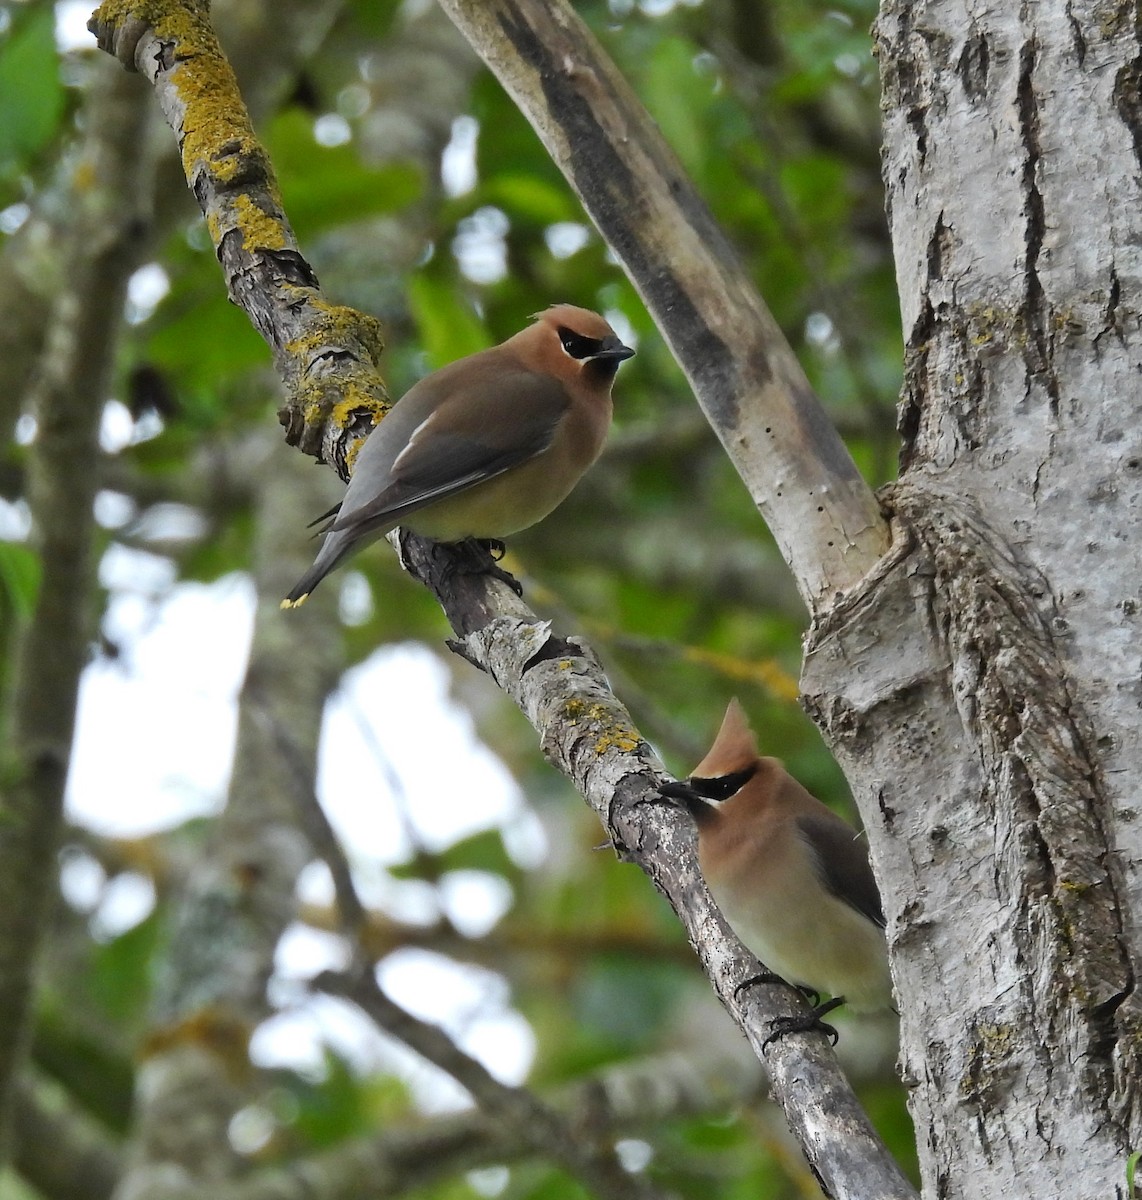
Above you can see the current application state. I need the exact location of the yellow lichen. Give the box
[231,193,286,252]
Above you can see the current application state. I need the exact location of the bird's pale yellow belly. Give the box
[706,834,892,1012]
[404,432,600,542]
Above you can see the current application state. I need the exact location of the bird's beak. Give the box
[590,336,635,363]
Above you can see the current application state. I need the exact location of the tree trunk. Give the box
[799,2,1142,1194]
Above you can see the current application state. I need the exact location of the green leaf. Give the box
[91,909,162,1025]
[0,6,66,177]
[265,109,423,238]
[1128,1150,1141,1199]
[144,285,269,388]
[0,541,41,619]
[406,273,489,367]
[481,173,576,226]
[389,829,517,881]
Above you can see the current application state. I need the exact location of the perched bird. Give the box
[661,699,892,1039]
[282,305,634,607]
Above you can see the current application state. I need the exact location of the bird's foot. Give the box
[446,538,523,596]
[761,995,845,1052]
[732,970,787,1002]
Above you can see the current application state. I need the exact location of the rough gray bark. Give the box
[0,61,156,1155]
[794,2,1142,1196]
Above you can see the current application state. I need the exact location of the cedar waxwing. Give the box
[282,305,633,607]
[662,700,892,1039]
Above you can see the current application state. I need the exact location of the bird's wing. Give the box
[330,365,569,534]
[795,810,886,929]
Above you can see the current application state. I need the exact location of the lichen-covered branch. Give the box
[396,534,918,1200]
[87,4,913,1195]
[435,0,891,610]
[87,0,389,477]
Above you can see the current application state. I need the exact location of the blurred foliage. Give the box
[0,0,911,1196]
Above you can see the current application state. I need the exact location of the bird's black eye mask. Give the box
[684,765,759,802]
[558,327,605,359]
[659,763,758,807]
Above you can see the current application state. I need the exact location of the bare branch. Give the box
[434,0,891,609]
[397,534,917,1200]
[316,969,669,1200]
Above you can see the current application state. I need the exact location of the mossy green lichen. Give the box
[92,1,280,219]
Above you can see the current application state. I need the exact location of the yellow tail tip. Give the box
[280,594,309,610]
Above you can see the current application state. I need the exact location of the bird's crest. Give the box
[691,698,760,779]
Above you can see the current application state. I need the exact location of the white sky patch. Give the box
[99,399,136,453]
[805,310,840,353]
[604,307,638,353]
[377,949,535,1088]
[314,113,352,147]
[0,498,31,540]
[55,1,94,51]
[544,222,591,259]
[90,871,156,940]
[59,847,106,913]
[126,262,171,325]
[127,501,209,546]
[318,644,523,859]
[442,115,479,198]
[337,570,374,625]
[615,1139,654,1172]
[275,922,351,979]
[0,203,29,235]
[438,870,513,938]
[67,574,255,836]
[467,1166,509,1197]
[453,206,508,285]
[94,490,137,530]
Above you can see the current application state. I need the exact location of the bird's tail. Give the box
[280,536,346,610]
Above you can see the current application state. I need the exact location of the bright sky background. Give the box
[63,558,545,1111]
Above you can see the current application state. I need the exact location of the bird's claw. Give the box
[732,970,786,1002]
[444,539,524,596]
[761,996,845,1052]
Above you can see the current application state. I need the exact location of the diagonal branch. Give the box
[315,969,668,1200]
[0,60,156,1154]
[88,0,389,478]
[86,4,915,1197]
[434,0,891,610]
[398,535,917,1200]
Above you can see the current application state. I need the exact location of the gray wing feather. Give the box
[331,365,567,535]
[795,811,885,929]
